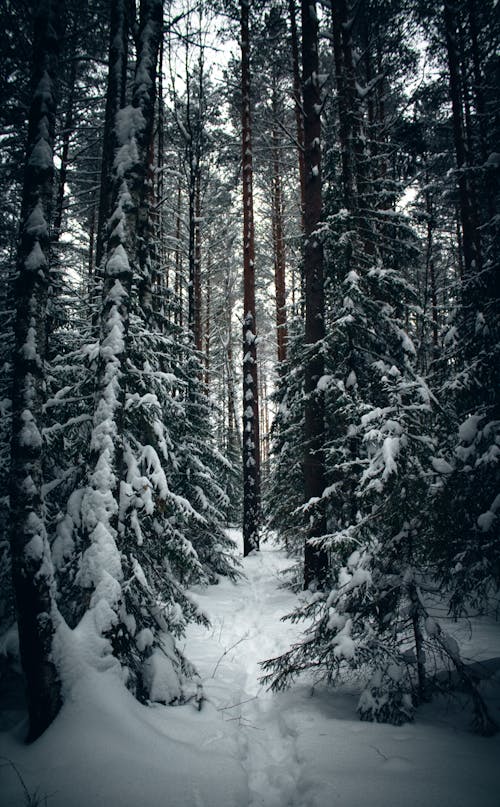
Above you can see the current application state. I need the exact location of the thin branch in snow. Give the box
[210,632,250,678]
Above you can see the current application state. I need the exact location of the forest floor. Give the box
[1,531,500,806]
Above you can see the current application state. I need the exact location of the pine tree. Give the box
[43,0,240,703]
[429,0,500,615]
[8,0,65,741]
[263,226,496,733]
[63,0,207,700]
[262,0,498,734]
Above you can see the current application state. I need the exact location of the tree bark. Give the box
[225,273,242,456]
[204,256,211,387]
[240,0,261,555]
[271,106,287,364]
[174,178,183,325]
[134,1,163,327]
[288,0,306,229]
[425,188,439,361]
[9,0,64,742]
[53,55,77,243]
[331,0,356,209]
[157,33,167,299]
[95,0,129,275]
[301,0,328,589]
[443,0,482,284]
[194,170,203,351]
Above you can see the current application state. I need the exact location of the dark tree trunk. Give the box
[466,0,490,174]
[187,162,202,349]
[157,34,166,302]
[174,178,183,326]
[9,0,64,742]
[46,51,78,357]
[89,210,96,277]
[53,55,77,243]
[271,104,287,364]
[443,0,482,284]
[301,0,328,589]
[288,0,306,229]
[425,188,439,361]
[204,256,211,388]
[194,171,203,351]
[95,0,129,275]
[260,368,270,470]
[134,1,163,327]
[240,0,261,555]
[331,0,356,209]
[188,158,196,340]
[225,274,242,456]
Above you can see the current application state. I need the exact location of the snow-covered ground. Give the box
[1,531,499,806]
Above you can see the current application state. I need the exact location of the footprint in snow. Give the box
[382,756,413,771]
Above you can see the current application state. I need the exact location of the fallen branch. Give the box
[211,633,250,678]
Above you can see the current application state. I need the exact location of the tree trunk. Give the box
[225,273,242,456]
[9,0,64,742]
[174,178,183,325]
[240,0,261,555]
[271,102,287,364]
[260,368,270,471]
[53,56,77,243]
[301,0,328,589]
[288,0,306,229]
[188,155,196,340]
[88,203,96,314]
[204,256,211,388]
[425,188,439,361]
[443,0,482,284]
[331,0,356,209]
[194,170,203,351]
[46,53,78,355]
[157,34,166,298]
[95,0,129,276]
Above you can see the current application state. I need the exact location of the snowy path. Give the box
[1,531,500,807]
[184,531,500,807]
[185,535,304,807]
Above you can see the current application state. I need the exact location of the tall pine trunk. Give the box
[240,0,261,554]
[174,178,183,326]
[301,0,328,588]
[288,0,306,230]
[271,104,287,364]
[443,0,482,286]
[9,0,64,741]
[95,0,129,285]
[331,0,356,209]
[194,171,203,351]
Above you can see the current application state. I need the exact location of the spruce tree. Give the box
[8,0,65,741]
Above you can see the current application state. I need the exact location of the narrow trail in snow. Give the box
[2,531,498,807]
[184,535,305,807]
[229,548,301,807]
[183,535,500,807]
